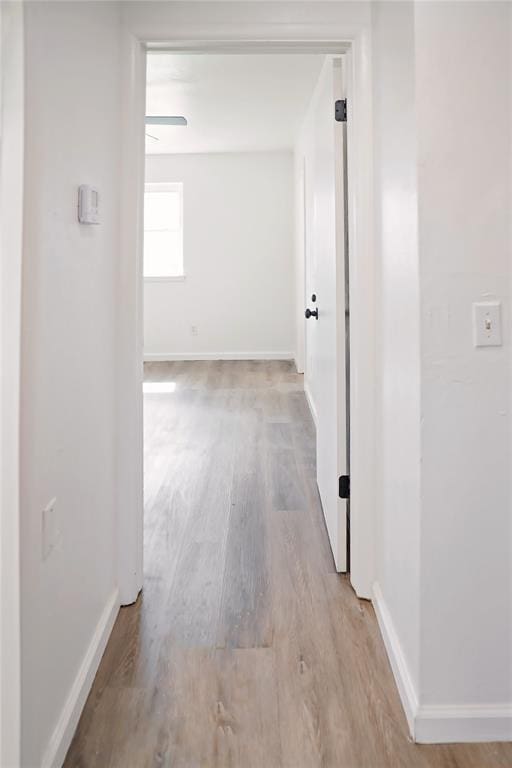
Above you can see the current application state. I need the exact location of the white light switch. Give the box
[473,301,502,347]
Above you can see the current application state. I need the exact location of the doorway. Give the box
[116,37,375,616]
[141,50,351,585]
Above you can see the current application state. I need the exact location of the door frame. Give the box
[118,19,375,602]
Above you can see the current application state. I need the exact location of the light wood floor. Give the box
[65,361,512,768]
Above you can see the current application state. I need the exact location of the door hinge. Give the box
[339,475,350,499]
[335,99,347,123]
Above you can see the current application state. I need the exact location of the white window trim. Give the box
[145,181,182,195]
[143,181,184,279]
[144,275,186,283]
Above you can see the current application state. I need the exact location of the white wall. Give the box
[0,4,24,764]
[371,0,512,743]
[21,3,121,765]
[415,0,512,726]
[144,152,295,360]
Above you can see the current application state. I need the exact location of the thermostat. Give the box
[78,185,100,224]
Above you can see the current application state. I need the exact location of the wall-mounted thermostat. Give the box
[78,185,100,224]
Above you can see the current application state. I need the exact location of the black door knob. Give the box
[305,308,318,320]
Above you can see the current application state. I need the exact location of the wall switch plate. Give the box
[473,301,502,347]
[42,497,61,560]
[191,325,198,336]
[78,185,100,224]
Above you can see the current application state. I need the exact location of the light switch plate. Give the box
[473,301,502,347]
[78,185,100,225]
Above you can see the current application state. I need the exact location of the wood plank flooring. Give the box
[65,361,512,768]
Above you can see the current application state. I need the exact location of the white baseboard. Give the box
[372,583,512,743]
[303,382,318,427]
[415,704,512,744]
[372,582,418,738]
[42,588,120,768]
[144,351,294,362]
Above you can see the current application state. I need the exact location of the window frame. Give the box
[143,181,185,281]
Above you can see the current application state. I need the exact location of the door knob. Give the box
[305,307,318,320]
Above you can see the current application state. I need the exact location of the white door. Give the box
[304,57,348,571]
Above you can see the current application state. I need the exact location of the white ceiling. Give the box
[145,53,325,155]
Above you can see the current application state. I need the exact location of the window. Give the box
[143,182,184,279]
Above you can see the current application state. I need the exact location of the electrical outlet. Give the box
[191,325,198,336]
[42,497,61,560]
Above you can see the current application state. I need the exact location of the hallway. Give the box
[65,362,511,768]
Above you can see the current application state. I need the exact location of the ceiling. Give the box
[145,53,325,155]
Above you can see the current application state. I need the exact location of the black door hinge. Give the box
[339,475,350,499]
[335,99,347,123]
